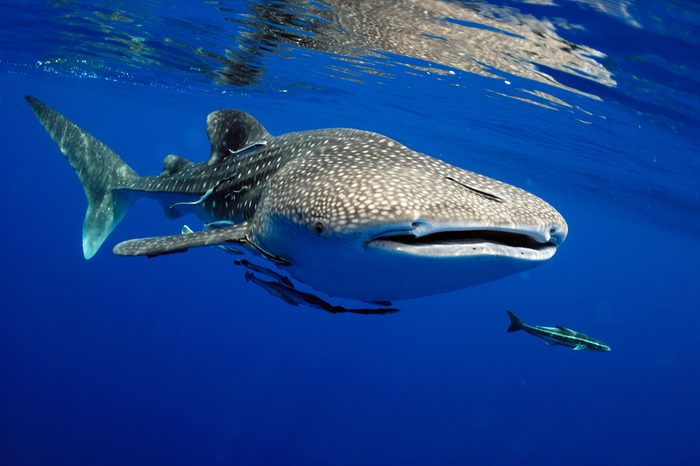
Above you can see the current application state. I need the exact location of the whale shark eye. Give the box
[314,222,325,234]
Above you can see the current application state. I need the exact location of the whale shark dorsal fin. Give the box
[206,109,270,165]
[113,221,251,257]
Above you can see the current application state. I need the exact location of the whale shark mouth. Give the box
[365,229,557,260]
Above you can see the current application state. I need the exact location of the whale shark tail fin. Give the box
[506,311,523,333]
[25,96,140,259]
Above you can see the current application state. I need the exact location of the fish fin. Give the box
[113,222,251,257]
[506,310,522,332]
[218,245,244,255]
[26,96,140,259]
[204,221,236,229]
[206,109,271,165]
[544,341,556,346]
[160,154,193,176]
[555,326,577,336]
[182,223,243,254]
[573,345,586,351]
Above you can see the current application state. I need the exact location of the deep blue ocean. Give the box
[1,1,699,465]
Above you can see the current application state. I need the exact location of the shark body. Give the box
[26,96,567,303]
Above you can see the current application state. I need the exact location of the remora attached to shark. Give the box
[26,96,567,302]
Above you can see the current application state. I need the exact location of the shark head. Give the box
[251,129,567,301]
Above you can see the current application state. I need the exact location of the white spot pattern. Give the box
[129,126,566,244]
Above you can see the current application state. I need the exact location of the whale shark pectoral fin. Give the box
[573,344,586,351]
[183,223,243,255]
[113,221,251,257]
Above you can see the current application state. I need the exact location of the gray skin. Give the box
[26,96,567,302]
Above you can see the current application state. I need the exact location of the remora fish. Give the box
[243,272,398,315]
[26,96,567,302]
[506,311,611,351]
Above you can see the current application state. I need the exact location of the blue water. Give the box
[1,1,699,465]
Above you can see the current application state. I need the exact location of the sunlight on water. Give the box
[5,1,615,98]
[4,1,697,129]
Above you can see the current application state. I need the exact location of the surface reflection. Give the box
[34,0,614,105]
[217,0,615,101]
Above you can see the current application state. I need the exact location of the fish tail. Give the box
[26,96,140,259]
[506,310,523,333]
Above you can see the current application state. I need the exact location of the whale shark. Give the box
[26,96,567,304]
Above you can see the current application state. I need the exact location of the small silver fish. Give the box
[506,311,611,351]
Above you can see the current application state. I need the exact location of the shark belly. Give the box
[254,221,541,301]
[298,250,539,301]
